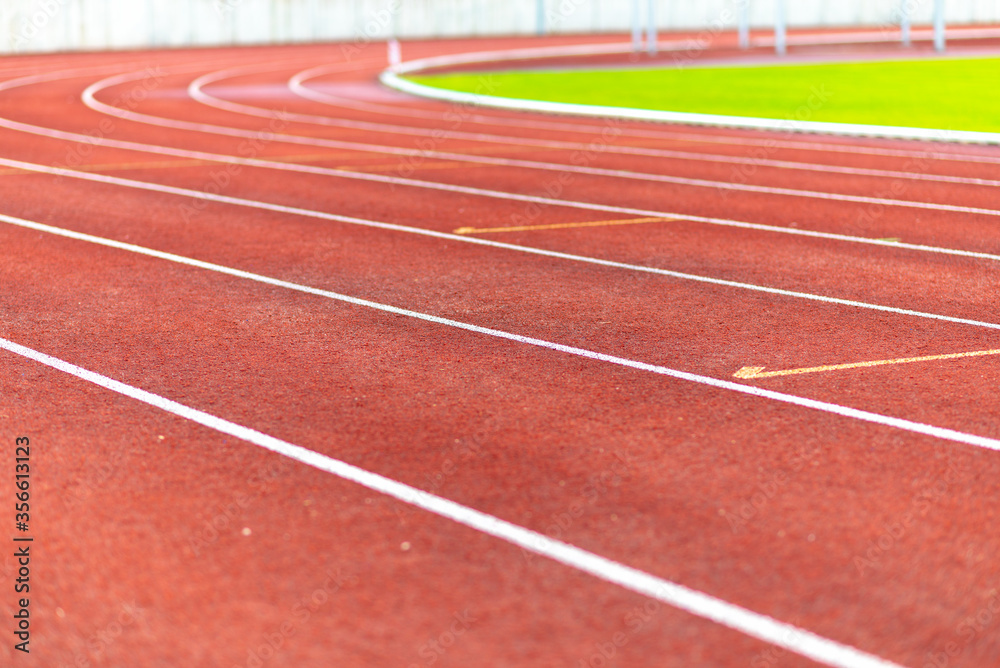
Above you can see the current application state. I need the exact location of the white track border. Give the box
[380,42,1000,145]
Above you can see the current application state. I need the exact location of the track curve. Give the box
[2,32,999,668]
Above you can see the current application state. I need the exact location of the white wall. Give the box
[2,0,999,54]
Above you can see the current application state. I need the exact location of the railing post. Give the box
[900,0,911,47]
[646,0,657,55]
[774,0,786,56]
[632,0,642,52]
[933,0,946,52]
[738,0,750,49]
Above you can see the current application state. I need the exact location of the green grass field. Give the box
[410,57,1000,132]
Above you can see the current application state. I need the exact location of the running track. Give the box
[1,30,1000,668]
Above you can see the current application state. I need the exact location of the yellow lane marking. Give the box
[342,160,473,173]
[454,217,671,235]
[734,347,1000,379]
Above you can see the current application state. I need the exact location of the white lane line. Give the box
[0,54,305,89]
[5,156,1000,333]
[384,47,1000,145]
[7,72,1000,262]
[84,67,1000,199]
[4,208,1000,458]
[6,67,1000,257]
[284,66,1000,175]
[289,62,1000,168]
[79,71,1000,218]
[64,72,1000,222]
[184,61,1000,190]
[178,66,1000,189]
[0,334,904,668]
[17,152,1000,274]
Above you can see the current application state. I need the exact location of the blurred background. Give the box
[2,0,999,54]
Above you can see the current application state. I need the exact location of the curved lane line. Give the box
[291,60,1000,166]
[5,66,1000,269]
[181,65,1000,188]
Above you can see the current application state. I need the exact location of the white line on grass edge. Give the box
[380,45,1000,145]
[288,62,1000,166]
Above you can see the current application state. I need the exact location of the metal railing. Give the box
[0,0,987,55]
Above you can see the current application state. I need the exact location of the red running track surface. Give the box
[1,29,1000,668]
